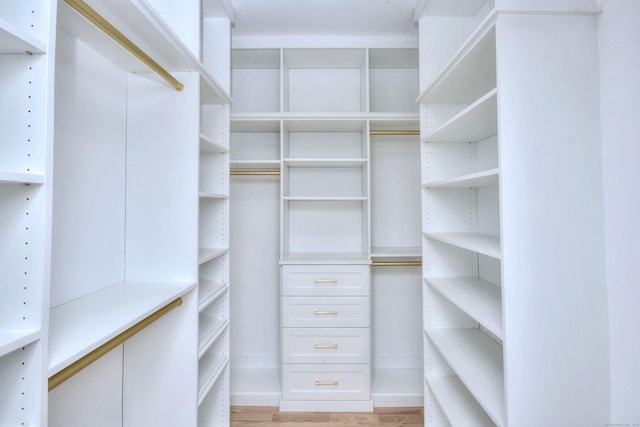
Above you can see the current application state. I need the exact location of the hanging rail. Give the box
[369,130,420,136]
[371,261,422,267]
[64,0,184,91]
[230,170,281,176]
[48,297,183,391]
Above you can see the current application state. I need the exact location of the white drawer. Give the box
[282,296,369,328]
[282,363,370,401]
[283,328,369,364]
[282,265,370,296]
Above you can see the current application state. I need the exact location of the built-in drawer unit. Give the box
[282,363,371,401]
[282,296,369,328]
[283,327,369,364]
[282,264,370,296]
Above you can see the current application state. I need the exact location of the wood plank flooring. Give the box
[230,406,424,426]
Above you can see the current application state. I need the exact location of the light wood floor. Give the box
[230,406,424,426]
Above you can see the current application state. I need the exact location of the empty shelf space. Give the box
[283,196,368,202]
[425,168,499,189]
[427,375,496,427]
[425,88,498,143]
[283,158,368,167]
[199,279,229,312]
[426,277,503,339]
[198,354,229,406]
[370,246,422,260]
[200,134,228,153]
[0,16,47,53]
[48,281,195,376]
[198,317,229,358]
[231,160,281,170]
[0,329,40,358]
[198,247,229,265]
[424,232,501,259]
[199,192,229,199]
[425,328,504,427]
[0,171,45,185]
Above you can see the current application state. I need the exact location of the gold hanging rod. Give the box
[64,0,184,91]
[370,130,420,136]
[371,261,422,267]
[230,170,281,176]
[48,297,183,391]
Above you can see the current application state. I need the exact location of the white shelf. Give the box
[418,16,497,104]
[284,196,368,202]
[198,247,229,265]
[426,328,504,427]
[425,168,499,189]
[424,232,501,259]
[370,246,422,260]
[48,281,195,376]
[426,277,503,340]
[200,192,229,199]
[198,354,229,406]
[283,158,367,167]
[231,160,280,170]
[198,317,229,358]
[198,279,229,312]
[0,16,47,53]
[200,133,228,153]
[0,329,40,358]
[427,375,496,427]
[281,252,370,264]
[425,88,498,143]
[0,171,45,184]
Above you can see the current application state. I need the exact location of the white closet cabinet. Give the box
[46,0,231,426]
[418,1,609,425]
[229,47,423,411]
[0,1,55,425]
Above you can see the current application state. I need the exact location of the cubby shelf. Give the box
[425,328,504,427]
[198,354,229,405]
[426,277,502,339]
[424,232,501,259]
[198,279,229,312]
[199,317,229,358]
[48,281,196,376]
[427,375,495,427]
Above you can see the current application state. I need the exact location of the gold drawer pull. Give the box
[314,344,338,349]
[314,279,337,284]
[314,310,338,315]
[314,379,339,386]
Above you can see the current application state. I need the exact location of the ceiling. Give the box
[228,0,420,38]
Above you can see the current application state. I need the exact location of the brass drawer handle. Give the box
[314,344,338,349]
[314,379,338,386]
[314,279,337,284]
[314,310,338,315]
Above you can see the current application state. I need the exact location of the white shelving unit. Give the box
[229,46,423,410]
[418,0,609,425]
[45,0,232,426]
[0,1,54,425]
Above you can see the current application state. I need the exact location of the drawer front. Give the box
[282,363,370,401]
[282,296,369,328]
[282,265,370,296]
[283,328,369,364]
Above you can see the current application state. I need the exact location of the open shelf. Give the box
[198,279,229,312]
[424,232,501,259]
[0,16,47,53]
[426,328,504,427]
[427,375,496,427]
[200,133,228,153]
[370,246,422,261]
[199,317,229,358]
[198,247,229,265]
[0,171,45,185]
[199,192,229,199]
[48,281,195,376]
[426,277,502,339]
[0,329,40,358]
[425,168,499,189]
[198,354,229,405]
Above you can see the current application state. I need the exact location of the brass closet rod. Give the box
[371,261,422,267]
[64,0,184,91]
[230,170,281,176]
[48,297,183,391]
[369,130,420,136]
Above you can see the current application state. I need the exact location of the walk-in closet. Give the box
[0,0,638,426]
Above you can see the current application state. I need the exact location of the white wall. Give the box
[597,0,640,423]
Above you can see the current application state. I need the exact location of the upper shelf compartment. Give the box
[57,0,230,102]
[231,49,281,113]
[417,4,496,104]
[369,49,419,114]
[283,49,367,113]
